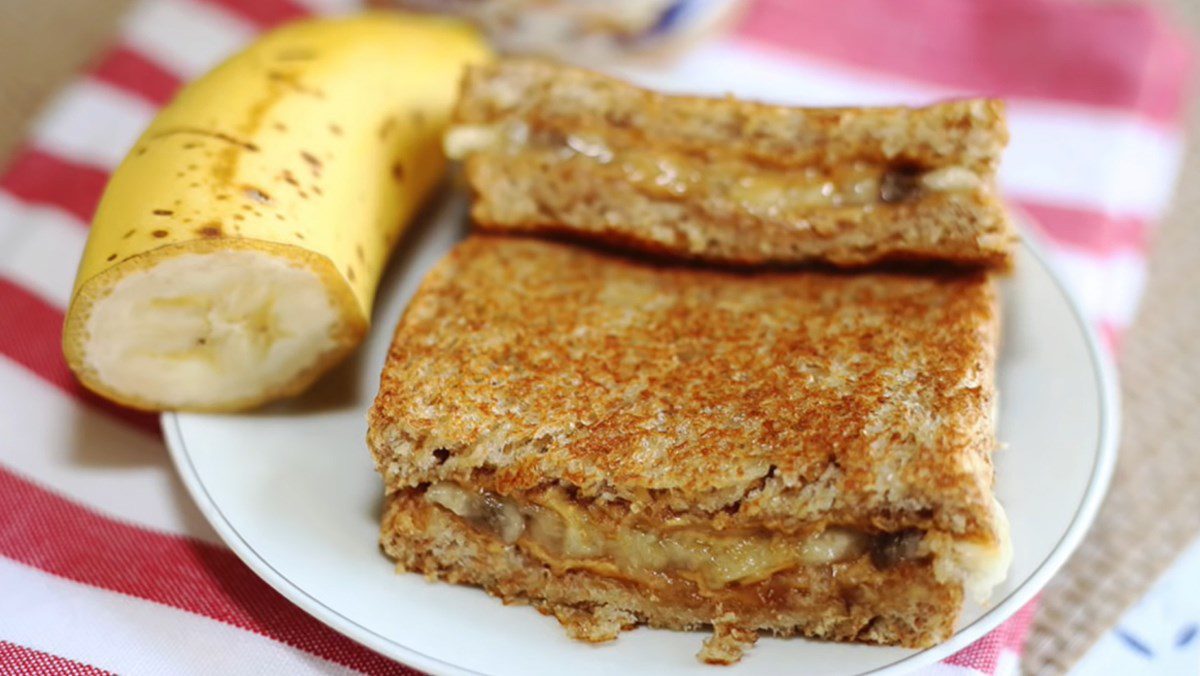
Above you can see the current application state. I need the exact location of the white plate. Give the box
[164,195,1119,676]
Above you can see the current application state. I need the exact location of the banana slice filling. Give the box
[422,482,936,592]
[444,122,985,215]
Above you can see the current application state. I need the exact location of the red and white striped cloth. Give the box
[0,0,1189,674]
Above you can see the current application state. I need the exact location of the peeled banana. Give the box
[62,13,491,412]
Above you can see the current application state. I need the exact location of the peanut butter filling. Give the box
[444,122,985,218]
[423,482,925,592]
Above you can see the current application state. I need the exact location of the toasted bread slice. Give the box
[445,59,1017,269]
[368,235,1011,658]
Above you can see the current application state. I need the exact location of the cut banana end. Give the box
[63,241,365,412]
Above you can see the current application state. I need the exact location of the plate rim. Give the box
[163,237,1120,676]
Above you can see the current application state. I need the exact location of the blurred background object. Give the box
[368,0,745,63]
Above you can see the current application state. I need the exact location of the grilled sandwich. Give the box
[444,59,1017,269]
[368,235,1011,663]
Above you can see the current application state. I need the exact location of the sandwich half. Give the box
[444,59,1016,270]
[368,235,1011,663]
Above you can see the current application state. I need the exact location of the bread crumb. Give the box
[548,603,638,643]
[698,623,759,665]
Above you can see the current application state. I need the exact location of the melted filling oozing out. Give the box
[423,482,924,590]
[443,122,984,217]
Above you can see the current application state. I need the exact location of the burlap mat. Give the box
[1021,1,1200,669]
[1,1,1196,673]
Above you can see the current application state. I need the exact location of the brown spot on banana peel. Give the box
[265,70,325,98]
[149,128,259,152]
[165,72,287,189]
[196,223,223,238]
[300,151,322,176]
[147,128,259,187]
[213,83,286,186]
[243,186,272,204]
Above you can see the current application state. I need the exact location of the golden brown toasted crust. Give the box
[382,491,962,651]
[368,235,1003,544]
[450,58,1017,268]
